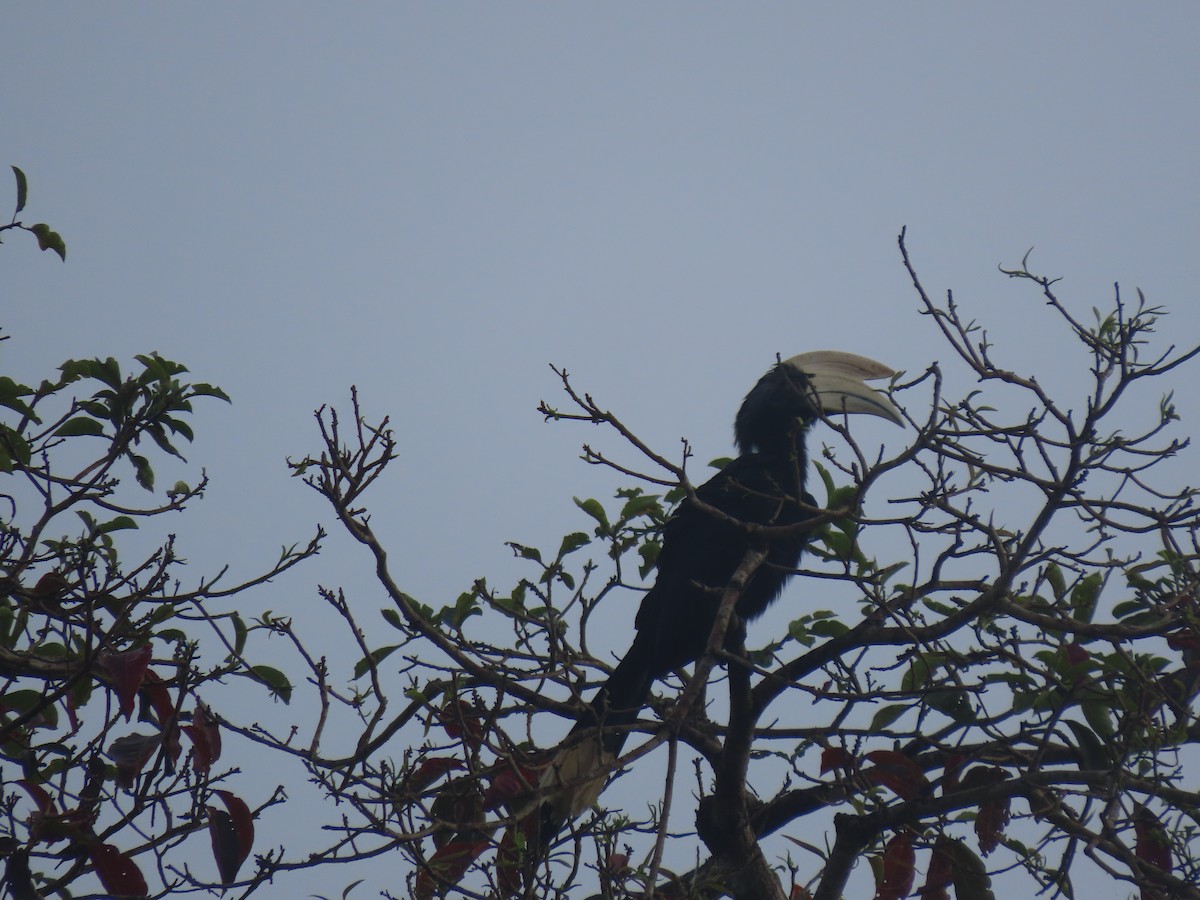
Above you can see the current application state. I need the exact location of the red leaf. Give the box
[1064,642,1089,666]
[207,809,240,885]
[959,766,1010,855]
[64,689,81,733]
[919,836,954,899]
[216,792,254,866]
[207,792,254,885]
[1165,629,1200,651]
[495,825,524,896]
[820,746,854,774]
[439,698,485,752]
[495,811,541,896]
[414,838,490,900]
[16,780,53,815]
[183,700,221,774]
[975,799,1009,856]
[97,646,152,720]
[87,841,148,898]
[17,781,85,845]
[605,851,630,876]
[32,572,69,609]
[107,733,161,789]
[864,750,929,800]
[139,670,176,726]
[139,671,181,768]
[875,831,915,900]
[1134,804,1172,877]
[403,757,465,794]
[79,755,106,813]
[940,753,966,793]
[20,777,98,849]
[483,760,541,811]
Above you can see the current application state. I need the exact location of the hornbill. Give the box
[536,350,902,841]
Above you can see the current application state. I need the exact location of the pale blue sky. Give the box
[4,5,1199,897]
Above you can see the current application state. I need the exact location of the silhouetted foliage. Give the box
[0,168,319,898]
[6,166,1200,900]
[265,231,1200,899]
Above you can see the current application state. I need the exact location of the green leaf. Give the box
[164,416,194,442]
[134,353,188,379]
[826,484,856,511]
[1070,572,1103,625]
[354,645,401,679]
[927,689,975,724]
[1044,562,1066,601]
[131,453,155,491]
[54,416,106,438]
[574,496,609,533]
[249,665,293,703]
[809,619,849,638]
[1064,719,1111,768]
[507,542,543,564]
[32,226,66,261]
[191,383,232,403]
[903,654,940,691]
[0,376,38,420]
[869,703,908,731]
[491,582,527,617]
[2,689,59,728]
[78,399,109,418]
[813,460,836,498]
[381,607,405,631]
[0,602,14,648]
[96,515,137,535]
[922,597,957,617]
[147,603,177,625]
[230,613,247,656]
[1081,698,1116,739]
[1112,599,1145,620]
[619,493,661,520]
[36,642,68,659]
[557,532,590,557]
[12,165,27,214]
[637,540,660,577]
[946,838,995,899]
[402,593,436,623]
[0,424,32,468]
[787,619,815,646]
[438,592,481,629]
[821,530,855,562]
[60,357,122,389]
[145,423,184,459]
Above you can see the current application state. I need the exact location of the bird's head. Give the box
[734,350,902,455]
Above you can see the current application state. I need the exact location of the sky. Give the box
[4,4,1199,897]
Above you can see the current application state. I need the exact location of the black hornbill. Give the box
[537,350,902,838]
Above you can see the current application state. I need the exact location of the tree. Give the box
[6,163,1200,900]
[255,230,1200,899]
[0,168,320,898]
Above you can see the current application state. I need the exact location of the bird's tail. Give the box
[537,639,656,839]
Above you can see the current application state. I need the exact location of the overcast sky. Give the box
[5,5,1199,897]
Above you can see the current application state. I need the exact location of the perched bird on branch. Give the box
[538,350,902,842]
